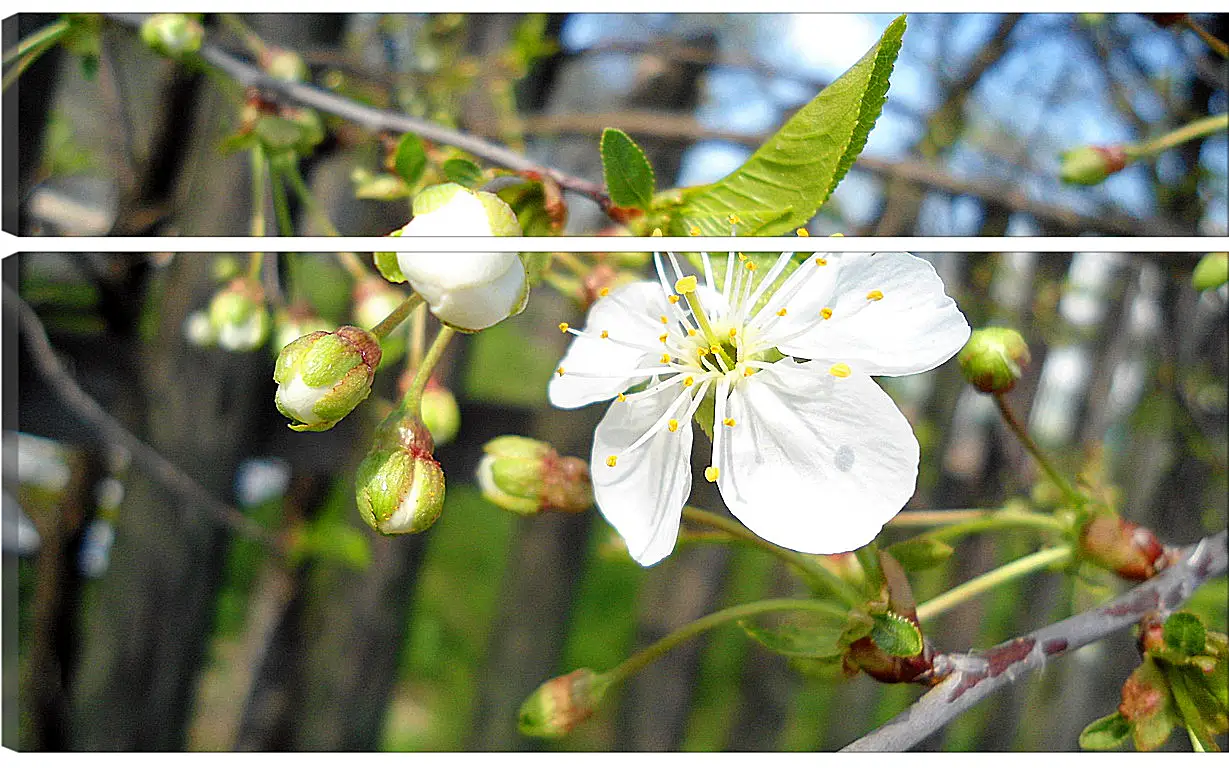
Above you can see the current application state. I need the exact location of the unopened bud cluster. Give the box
[477,436,593,516]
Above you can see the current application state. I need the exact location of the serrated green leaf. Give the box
[442,158,483,188]
[394,133,428,187]
[870,612,922,658]
[737,611,847,658]
[1078,712,1131,750]
[1164,612,1208,658]
[600,128,656,210]
[886,537,955,572]
[664,15,906,236]
[373,252,406,283]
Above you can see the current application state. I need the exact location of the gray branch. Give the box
[842,528,1228,752]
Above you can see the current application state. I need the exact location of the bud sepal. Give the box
[274,326,383,432]
[355,407,446,535]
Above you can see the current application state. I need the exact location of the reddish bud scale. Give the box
[1080,516,1165,581]
[1092,145,1129,175]
[539,453,593,514]
[848,636,934,684]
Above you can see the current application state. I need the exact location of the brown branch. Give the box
[4,281,282,552]
[523,111,1190,236]
[104,13,612,211]
[841,528,1228,752]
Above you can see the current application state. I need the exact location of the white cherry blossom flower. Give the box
[549,251,970,566]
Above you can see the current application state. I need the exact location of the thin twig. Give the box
[4,282,282,552]
[103,13,612,211]
[842,529,1228,751]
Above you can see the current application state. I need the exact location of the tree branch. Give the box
[104,13,611,211]
[4,281,282,552]
[841,528,1228,752]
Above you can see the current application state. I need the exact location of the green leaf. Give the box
[886,536,955,572]
[600,128,656,210]
[737,610,848,658]
[442,158,483,188]
[1169,666,1221,751]
[394,133,428,187]
[1078,712,1131,750]
[663,14,906,236]
[870,611,923,658]
[1164,612,1208,658]
[373,252,406,283]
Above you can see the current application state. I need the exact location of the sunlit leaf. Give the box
[1078,712,1131,750]
[600,128,656,210]
[394,133,429,187]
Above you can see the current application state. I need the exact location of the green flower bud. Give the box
[1193,253,1228,292]
[1059,145,1128,186]
[420,382,461,446]
[208,278,270,352]
[476,436,593,516]
[958,327,1031,394]
[263,48,309,83]
[518,669,609,739]
[140,14,204,59]
[274,326,382,432]
[355,408,445,535]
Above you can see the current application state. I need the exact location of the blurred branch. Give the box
[842,528,1228,752]
[104,13,613,211]
[524,111,1190,236]
[4,281,282,551]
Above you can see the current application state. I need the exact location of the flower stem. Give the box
[1183,15,1228,58]
[682,506,864,607]
[993,393,1082,507]
[1128,113,1228,159]
[403,325,455,413]
[605,598,851,688]
[249,146,266,264]
[887,509,998,527]
[369,293,425,341]
[280,156,342,236]
[219,13,269,58]
[918,510,1068,544]
[2,18,69,65]
[409,302,428,370]
[268,163,296,237]
[915,545,1073,623]
[551,252,589,278]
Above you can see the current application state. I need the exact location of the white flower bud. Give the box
[391,183,528,332]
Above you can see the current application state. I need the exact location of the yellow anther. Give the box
[668,294,681,304]
[687,328,698,337]
[660,315,669,324]
[651,228,663,237]
[776,307,788,317]
[617,393,627,402]
[867,290,884,301]
[728,328,738,338]
[689,225,701,236]
[743,366,754,377]
[667,419,679,432]
[682,376,695,386]
[674,275,698,293]
[820,307,833,320]
[600,330,610,339]
[599,287,611,297]
[727,214,740,225]
[556,367,566,376]
[745,261,757,271]
[737,253,748,262]
[558,322,570,333]
[606,455,618,467]
[829,363,851,378]
[796,227,809,237]
[723,418,736,427]
[830,232,844,238]
[704,466,721,482]
[659,333,668,343]
[660,353,672,364]
[815,256,827,266]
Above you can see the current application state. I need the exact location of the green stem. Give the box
[409,302,427,370]
[920,511,1068,544]
[1183,15,1228,58]
[993,393,1083,507]
[268,164,296,237]
[915,546,1073,623]
[2,19,69,65]
[403,325,455,413]
[1128,114,1228,159]
[219,13,269,58]
[369,293,425,341]
[280,156,342,236]
[681,506,864,607]
[249,146,266,266]
[2,39,59,93]
[605,598,850,688]
[551,252,589,278]
[887,509,998,527]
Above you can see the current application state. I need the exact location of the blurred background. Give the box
[7,12,1228,238]
[4,251,1227,751]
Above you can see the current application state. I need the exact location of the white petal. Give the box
[396,252,516,292]
[277,373,332,423]
[773,253,970,376]
[591,383,694,566]
[549,281,672,409]
[417,256,527,331]
[716,359,919,555]
[398,191,495,239]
